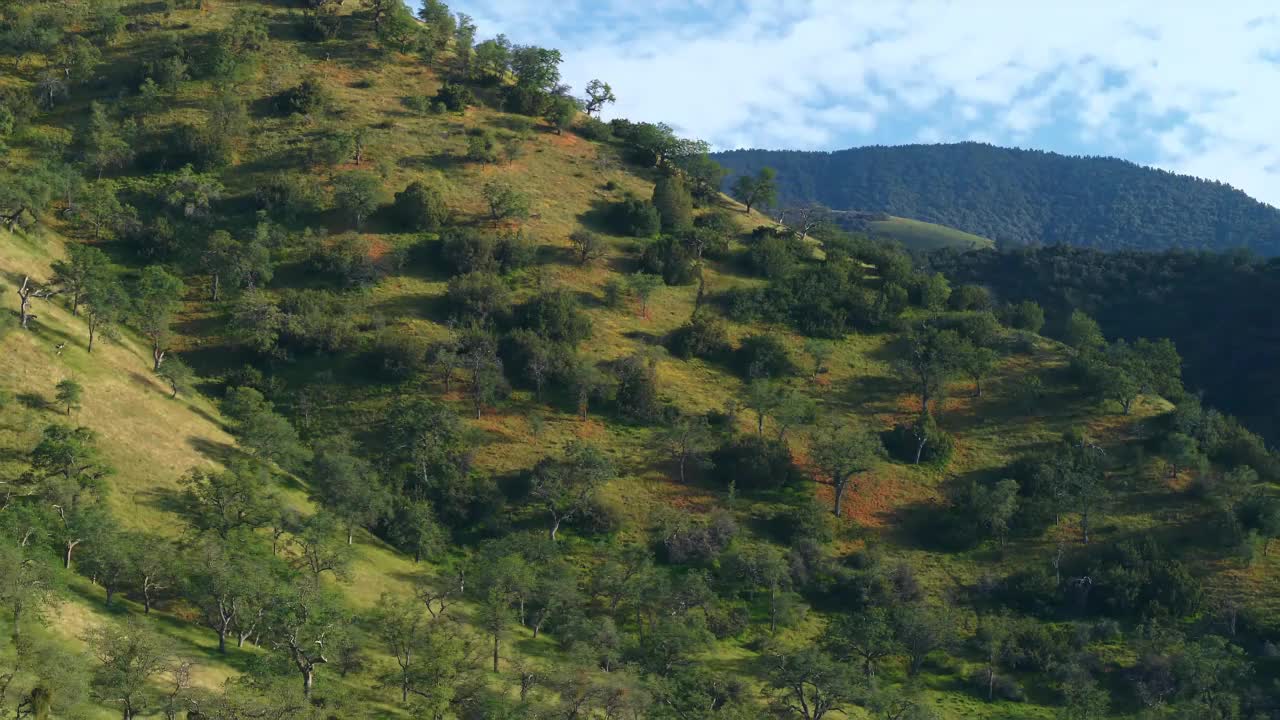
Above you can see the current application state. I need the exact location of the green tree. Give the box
[917,273,951,310]
[220,387,311,470]
[956,342,998,397]
[51,244,111,315]
[825,608,899,678]
[1064,310,1105,352]
[266,581,351,698]
[87,618,172,720]
[83,102,133,178]
[731,167,778,214]
[652,174,694,232]
[544,95,579,135]
[54,379,83,416]
[0,542,54,640]
[583,79,616,117]
[155,354,195,399]
[764,648,860,720]
[810,421,885,517]
[482,180,531,222]
[387,499,445,563]
[333,171,382,229]
[309,442,391,545]
[393,179,449,231]
[530,442,616,541]
[133,266,185,371]
[896,324,963,415]
[178,462,276,538]
[657,414,717,483]
[569,229,605,265]
[628,272,661,318]
[972,479,1019,546]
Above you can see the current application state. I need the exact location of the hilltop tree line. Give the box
[713,143,1280,255]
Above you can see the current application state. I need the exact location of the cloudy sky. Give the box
[433,1,1280,205]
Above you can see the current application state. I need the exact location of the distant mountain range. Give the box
[713,143,1280,255]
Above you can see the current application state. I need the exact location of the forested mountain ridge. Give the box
[3,1,1280,719]
[713,143,1280,254]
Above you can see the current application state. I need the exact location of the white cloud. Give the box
[444,0,1280,205]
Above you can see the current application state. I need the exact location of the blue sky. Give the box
[425,1,1280,206]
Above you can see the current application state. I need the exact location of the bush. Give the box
[609,196,661,238]
[968,671,1025,702]
[441,230,498,275]
[747,234,803,279]
[1002,300,1045,334]
[255,173,321,219]
[494,230,536,273]
[368,329,427,381]
[466,129,500,163]
[668,312,730,360]
[446,272,510,323]
[733,334,796,379]
[393,180,449,232]
[307,233,380,289]
[656,509,738,565]
[574,116,612,141]
[610,353,660,421]
[602,278,629,309]
[709,435,804,491]
[884,417,955,466]
[639,236,699,286]
[949,284,993,312]
[517,289,593,344]
[279,75,331,115]
[433,83,474,112]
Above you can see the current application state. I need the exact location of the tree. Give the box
[87,619,171,720]
[657,414,717,483]
[51,244,110,315]
[291,511,353,583]
[628,272,661,318]
[1064,310,1105,352]
[266,582,350,698]
[0,542,53,641]
[54,380,83,416]
[178,462,276,539]
[917,273,951,311]
[896,324,963,415]
[16,275,60,330]
[201,231,272,302]
[461,339,508,419]
[530,442,616,541]
[652,174,694,232]
[583,79,616,117]
[309,443,390,545]
[387,499,444,563]
[731,167,778,214]
[545,95,579,135]
[568,229,605,265]
[155,355,195,399]
[369,593,478,710]
[83,102,133,178]
[825,609,899,678]
[764,648,860,720]
[333,172,382,229]
[220,387,311,470]
[482,180,531,222]
[1059,667,1109,720]
[893,605,955,677]
[810,421,885,517]
[956,342,998,397]
[1162,433,1204,479]
[393,179,449,232]
[972,479,1019,546]
[188,533,285,654]
[133,266,185,370]
[82,267,128,351]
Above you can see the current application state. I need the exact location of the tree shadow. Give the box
[187,435,242,467]
[576,198,619,236]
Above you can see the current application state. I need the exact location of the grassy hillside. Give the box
[3,2,1279,719]
[867,216,993,253]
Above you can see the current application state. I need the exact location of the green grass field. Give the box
[869,216,995,252]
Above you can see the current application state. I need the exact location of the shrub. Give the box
[884,417,955,466]
[668,311,730,360]
[433,82,474,111]
[709,435,804,491]
[495,230,536,273]
[610,353,660,421]
[656,509,738,565]
[949,284,993,312]
[466,129,500,163]
[747,234,802,279]
[602,278,629,309]
[279,75,331,115]
[575,116,611,141]
[569,230,606,265]
[307,233,380,289]
[392,179,449,231]
[369,329,427,381]
[255,173,321,219]
[1002,300,1045,334]
[446,271,510,323]
[609,196,661,238]
[518,289,593,344]
[639,236,699,286]
[733,334,796,379]
[441,229,497,275]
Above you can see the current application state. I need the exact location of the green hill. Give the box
[714,143,1280,254]
[864,215,994,252]
[2,2,1279,720]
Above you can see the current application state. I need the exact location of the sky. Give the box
[425,1,1280,206]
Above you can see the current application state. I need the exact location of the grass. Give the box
[869,216,995,252]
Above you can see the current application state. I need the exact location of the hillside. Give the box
[862,215,993,253]
[3,2,1280,720]
[714,143,1280,254]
